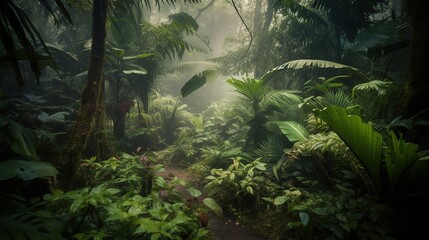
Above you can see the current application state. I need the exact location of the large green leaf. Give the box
[0,160,59,181]
[1,117,38,158]
[38,111,69,123]
[202,197,223,217]
[123,69,147,75]
[280,59,358,70]
[262,59,364,81]
[386,131,418,192]
[269,121,309,142]
[186,187,201,198]
[181,70,217,97]
[169,12,199,31]
[111,47,126,58]
[123,53,154,60]
[314,106,383,189]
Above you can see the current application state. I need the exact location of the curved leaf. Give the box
[386,131,418,192]
[123,69,147,75]
[123,53,154,60]
[202,197,223,217]
[186,187,201,198]
[281,59,358,70]
[226,78,269,104]
[111,47,126,58]
[313,106,383,190]
[1,117,38,158]
[262,59,364,81]
[0,160,59,181]
[181,70,217,97]
[269,121,309,142]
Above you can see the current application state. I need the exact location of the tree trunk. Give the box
[402,0,429,147]
[61,0,108,189]
[254,0,274,78]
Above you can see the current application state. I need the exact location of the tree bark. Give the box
[402,0,429,147]
[254,0,274,78]
[61,0,108,189]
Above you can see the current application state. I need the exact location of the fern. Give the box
[323,90,353,108]
[254,135,286,164]
[352,81,393,121]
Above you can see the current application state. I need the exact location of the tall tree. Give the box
[62,0,108,188]
[401,0,429,147]
[61,0,203,187]
[254,0,275,77]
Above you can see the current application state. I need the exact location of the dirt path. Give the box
[157,164,266,240]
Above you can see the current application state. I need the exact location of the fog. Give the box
[150,0,257,111]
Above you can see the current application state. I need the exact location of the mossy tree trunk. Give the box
[62,0,108,188]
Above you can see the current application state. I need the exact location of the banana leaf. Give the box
[314,106,383,190]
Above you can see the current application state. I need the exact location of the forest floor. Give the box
[156,163,267,240]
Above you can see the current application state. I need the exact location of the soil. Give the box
[156,163,267,240]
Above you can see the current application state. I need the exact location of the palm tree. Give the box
[62,0,203,187]
[0,0,71,89]
[106,4,207,140]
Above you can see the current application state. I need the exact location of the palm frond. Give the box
[274,0,327,26]
[352,80,394,121]
[146,20,208,61]
[264,90,302,107]
[352,80,392,98]
[226,78,269,105]
[262,59,367,81]
[0,0,71,89]
[323,90,353,108]
[141,0,202,10]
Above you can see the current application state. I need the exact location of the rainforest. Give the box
[1,0,429,239]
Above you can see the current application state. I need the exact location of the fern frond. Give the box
[254,135,286,163]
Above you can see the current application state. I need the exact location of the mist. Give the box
[1,1,427,239]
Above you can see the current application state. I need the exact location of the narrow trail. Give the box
[157,164,266,240]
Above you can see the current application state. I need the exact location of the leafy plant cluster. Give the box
[158,58,429,239]
[1,152,216,239]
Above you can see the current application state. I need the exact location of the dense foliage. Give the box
[1,0,429,239]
